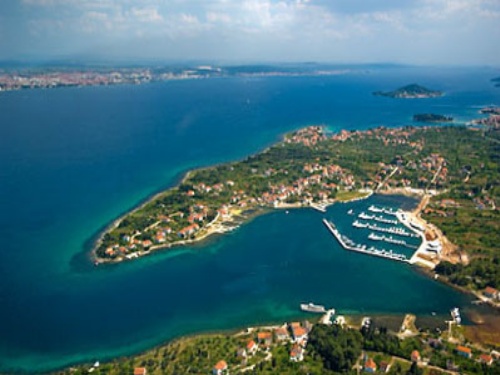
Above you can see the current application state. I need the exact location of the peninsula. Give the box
[94,122,499,297]
[374,84,443,98]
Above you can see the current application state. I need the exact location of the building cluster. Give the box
[284,126,327,146]
[213,320,314,374]
[0,70,155,90]
[100,156,355,259]
[0,68,217,92]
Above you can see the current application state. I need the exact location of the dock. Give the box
[323,219,409,263]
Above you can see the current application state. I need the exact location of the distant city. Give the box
[0,64,350,92]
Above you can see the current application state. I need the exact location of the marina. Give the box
[323,219,409,263]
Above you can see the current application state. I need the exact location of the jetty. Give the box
[368,205,399,216]
[311,203,328,213]
[323,219,409,263]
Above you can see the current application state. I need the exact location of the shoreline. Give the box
[92,189,373,265]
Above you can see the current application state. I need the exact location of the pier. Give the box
[323,219,409,263]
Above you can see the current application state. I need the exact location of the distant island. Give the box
[492,76,500,88]
[413,113,453,123]
[374,84,443,98]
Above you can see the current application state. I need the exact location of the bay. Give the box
[0,66,498,373]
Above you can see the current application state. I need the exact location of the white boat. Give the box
[450,307,461,324]
[353,220,369,228]
[301,302,327,313]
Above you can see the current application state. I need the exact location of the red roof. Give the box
[134,368,147,375]
[484,286,498,294]
[480,354,493,363]
[292,326,307,338]
[247,340,256,349]
[457,345,472,354]
[214,360,227,370]
[257,331,272,340]
[365,358,377,370]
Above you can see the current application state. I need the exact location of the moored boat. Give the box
[301,302,327,313]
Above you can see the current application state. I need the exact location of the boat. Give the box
[368,232,383,241]
[353,220,369,228]
[450,307,461,324]
[301,302,327,313]
[368,205,384,213]
[347,209,354,215]
[359,212,374,220]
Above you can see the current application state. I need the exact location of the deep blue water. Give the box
[0,66,499,373]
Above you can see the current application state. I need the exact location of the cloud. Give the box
[131,7,163,23]
[5,0,500,64]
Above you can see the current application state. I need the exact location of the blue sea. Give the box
[0,66,499,373]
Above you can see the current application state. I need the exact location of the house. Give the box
[289,344,304,362]
[212,360,228,375]
[411,350,421,362]
[456,345,472,359]
[479,354,494,366]
[379,361,391,373]
[246,340,258,355]
[483,286,499,300]
[364,358,377,373]
[177,223,200,238]
[142,240,153,248]
[134,368,147,375]
[291,325,308,344]
[274,327,290,341]
[257,331,273,346]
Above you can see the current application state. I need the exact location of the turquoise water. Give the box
[0,66,499,373]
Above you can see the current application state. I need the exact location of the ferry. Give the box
[301,302,327,313]
[450,307,461,324]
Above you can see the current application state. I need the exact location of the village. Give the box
[79,299,500,375]
[95,125,456,264]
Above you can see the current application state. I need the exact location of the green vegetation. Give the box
[373,84,443,98]
[55,320,500,375]
[96,124,499,294]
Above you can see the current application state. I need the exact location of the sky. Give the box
[1,0,500,65]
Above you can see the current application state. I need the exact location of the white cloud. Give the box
[131,7,163,23]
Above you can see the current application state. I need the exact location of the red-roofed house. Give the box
[257,331,273,346]
[364,358,377,373]
[292,326,308,343]
[274,327,290,341]
[411,350,421,362]
[289,343,304,362]
[212,360,228,375]
[484,286,499,300]
[479,354,493,366]
[177,223,200,238]
[456,345,472,359]
[246,340,258,355]
[134,368,147,375]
